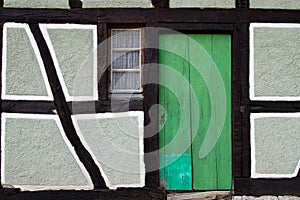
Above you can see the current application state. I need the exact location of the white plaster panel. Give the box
[4,0,69,8]
[72,112,145,189]
[2,23,53,101]
[251,113,300,178]
[40,24,98,101]
[250,0,300,10]
[171,0,235,8]
[250,23,300,100]
[1,113,92,190]
[83,0,152,8]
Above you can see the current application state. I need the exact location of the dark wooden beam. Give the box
[143,23,160,187]
[1,8,300,24]
[234,178,300,196]
[1,100,143,115]
[233,23,251,178]
[69,0,82,9]
[0,188,166,200]
[232,25,242,178]
[0,0,3,8]
[251,101,300,113]
[2,100,56,114]
[98,22,108,101]
[29,24,107,189]
[151,0,169,8]
[236,0,249,9]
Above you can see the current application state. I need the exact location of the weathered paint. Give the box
[250,0,300,10]
[1,113,92,191]
[159,34,193,190]
[159,34,231,190]
[250,23,300,101]
[251,113,300,178]
[190,34,232,190]
[160,154,192,190]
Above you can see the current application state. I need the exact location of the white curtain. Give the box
[111,29,141,91]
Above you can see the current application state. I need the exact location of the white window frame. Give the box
[110,28,143,94]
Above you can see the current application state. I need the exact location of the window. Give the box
[110,29,142,95]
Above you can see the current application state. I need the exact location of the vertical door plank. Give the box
[189,34,217,190]
[190,34,232,190]
[159,34,192,190]
[211,34,232,189]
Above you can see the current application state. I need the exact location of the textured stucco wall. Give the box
[83,0,152,8]
[4,0,237,8]
[4,27,48,97]
[250,0,300,10]
[251,25,300,99]
[73,112,144,189]
[251,114,300,177]
[170,0,235,8]
[44,27,96,99]
[4,0,69,8]
[2,114,90,189]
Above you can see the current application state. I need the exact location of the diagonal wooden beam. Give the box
[29,24,108,189]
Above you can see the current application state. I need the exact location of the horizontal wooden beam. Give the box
[251,101,300,113]
[0,188,166,200]
[2,100,56,114]
[0,8,299,24]
[2,100,143,114]
[234,178,300,196]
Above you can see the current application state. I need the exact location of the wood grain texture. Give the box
[2,100,55,114]
[238,23,251,178]
[29,24,107,189]
[159,34,192,190]
[231,23,251,178]
[234,178,300,196]
[1,9,300,24]
[144,23,160,187]
[97,22,108,101]
[251,101,300,113]
[190,34,232,190]
[0,188,166,200]
[232,24,243,178]
[159,34,231,190]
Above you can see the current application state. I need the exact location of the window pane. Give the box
[112,30,140,48]
[112,51,140,69]
[112,72,140,90]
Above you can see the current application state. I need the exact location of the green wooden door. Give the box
[159,34,232,190]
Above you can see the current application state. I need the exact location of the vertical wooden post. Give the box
[232,23,251,178]
[144,21,160,187]
[236,0,249,9]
